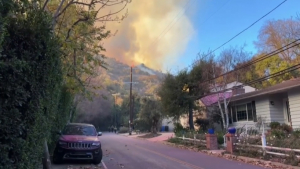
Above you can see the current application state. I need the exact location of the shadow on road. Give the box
[51,159,102,169]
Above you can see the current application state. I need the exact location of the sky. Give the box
[103,0,300,73]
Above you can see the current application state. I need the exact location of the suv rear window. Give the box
[62,125,96,136]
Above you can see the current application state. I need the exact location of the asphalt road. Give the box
[52,133,266,169]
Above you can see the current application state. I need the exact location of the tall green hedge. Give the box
[0,2,72,168]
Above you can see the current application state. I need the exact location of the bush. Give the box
[134,118,151,132]
[174,123,187,137]
[216,132,225,145]
[269,122,281,129]
[281,124,293,133]
[168,138,182,144]
[292,130,300,138]
[174,123,184,132]
[119,127,129,133]
[0,3,71,169]
[194,118,210,131]
[270,129,286,139]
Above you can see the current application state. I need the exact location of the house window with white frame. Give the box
[230,101,257,122]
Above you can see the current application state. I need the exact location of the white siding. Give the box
[268,96,285,123]
[229,96,271,131]
[230,121,256,129]
[288,90,300,129]
[161,117,174,131]
[210,81,256,93]
[244,86,256,93]
[255,96,272,124]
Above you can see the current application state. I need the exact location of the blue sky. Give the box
[171,0,299,71]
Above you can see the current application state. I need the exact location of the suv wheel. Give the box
[93,150,102,165]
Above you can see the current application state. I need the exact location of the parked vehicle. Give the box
[52,123,102,164]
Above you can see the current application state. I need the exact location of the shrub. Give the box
[174,123,187,137]
[270,129,286,139]
[184,130,200,139]
[174,123,184,133]
[0,3,71,168]
[269,122,281,129]
[119,127,129,133]
[292,130,300,138]
[168,138,182,144]
[281,124,293,133]
[216,132,225,145]
[194,118,210,131]
[134,118,151,132]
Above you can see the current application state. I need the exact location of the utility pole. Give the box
[129,66,133,135]
[123,66,139,135]
[112,93,120,128]
[132,95,135,130]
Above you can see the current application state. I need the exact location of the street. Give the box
[52,133,266,169]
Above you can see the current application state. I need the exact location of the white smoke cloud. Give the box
[101,0,195,70]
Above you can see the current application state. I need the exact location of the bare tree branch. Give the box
[65,17,89,41]
[42,0,51,10]
[52,0,67,30]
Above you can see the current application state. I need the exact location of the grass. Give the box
[167,138,206,150]
[138,133,162,138]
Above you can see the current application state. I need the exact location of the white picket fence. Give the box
[234,143,300,159]
[175,135,206,145]
[175,134,300,159]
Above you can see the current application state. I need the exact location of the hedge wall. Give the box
[0,2,72,168]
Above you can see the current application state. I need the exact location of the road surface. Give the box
[52,133,266,169]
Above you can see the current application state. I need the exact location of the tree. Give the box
[139,98,162,134]
[0,1,67,168]
[199,47,250,130]
[158,59,209,130]
[255,19,300,64]
[254,53,298,88]
[44,0,131,99]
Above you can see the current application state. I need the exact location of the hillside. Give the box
[99,57,164,97]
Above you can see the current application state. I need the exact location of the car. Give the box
[52,123,103,164]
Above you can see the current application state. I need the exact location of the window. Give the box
[230,101,256,122]
[252,101,257,122]
[232,106,237,122]
[286,101,291,123]
[247,103,253,120]
[62,125,97,136]
[237,105,247,121]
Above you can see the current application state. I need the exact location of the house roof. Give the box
[230,78,300,102]
[200,92,232,106]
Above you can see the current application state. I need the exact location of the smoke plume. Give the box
[101,0,195,70]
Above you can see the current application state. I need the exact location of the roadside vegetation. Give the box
[0,0,129,168]
[168,121,300,167]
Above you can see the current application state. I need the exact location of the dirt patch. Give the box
[138,133,162,138]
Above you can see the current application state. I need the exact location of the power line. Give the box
[198,62,300,99]
[172,0,231,58]
[201,39,300,84]
[246,63,300,86]
[200,0,287,57]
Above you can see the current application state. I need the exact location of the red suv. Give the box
[52,123,102,164]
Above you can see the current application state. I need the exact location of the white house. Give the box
[227,78,300,130]
[210,81,256,93]
[161,117,174,131]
